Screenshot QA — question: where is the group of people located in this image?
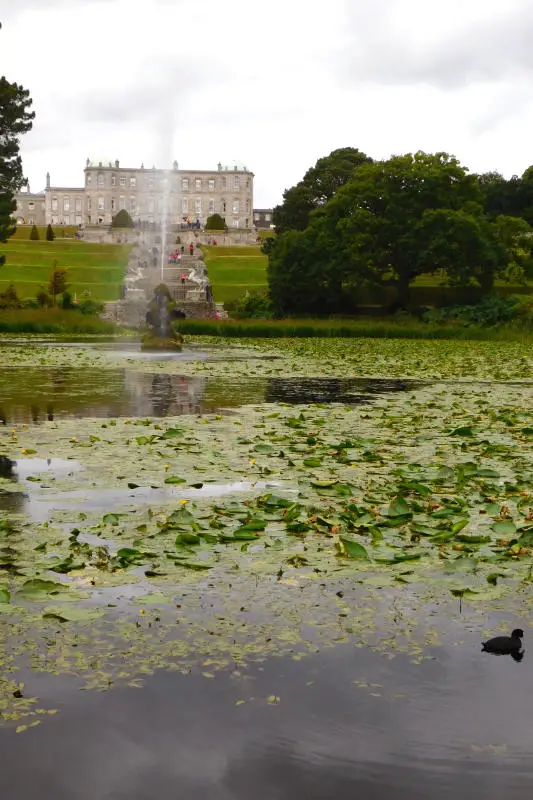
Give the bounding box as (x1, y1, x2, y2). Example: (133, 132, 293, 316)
(168, 243, 197, 263)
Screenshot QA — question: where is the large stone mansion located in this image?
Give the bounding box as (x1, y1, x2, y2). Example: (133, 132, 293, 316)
(14, 158, 255, 229)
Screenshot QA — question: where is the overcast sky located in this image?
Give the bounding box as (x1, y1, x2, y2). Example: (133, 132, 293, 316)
(2, 0, 533, 206)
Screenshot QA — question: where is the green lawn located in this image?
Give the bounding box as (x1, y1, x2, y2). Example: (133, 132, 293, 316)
(11, 225, 79, 240)
(0, 240, 131, 301)
(203, 245, 268, 303)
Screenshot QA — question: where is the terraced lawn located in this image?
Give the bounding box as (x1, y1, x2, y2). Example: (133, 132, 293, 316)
(202, 245, 267, 303)
(0, 240, 131, 301)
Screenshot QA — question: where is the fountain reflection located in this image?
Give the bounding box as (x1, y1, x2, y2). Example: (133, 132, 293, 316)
(0, 367, 422, 425)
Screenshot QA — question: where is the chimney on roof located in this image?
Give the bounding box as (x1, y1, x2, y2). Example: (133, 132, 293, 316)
(115, 159, 119, 168)
(46, 172, 50, 189)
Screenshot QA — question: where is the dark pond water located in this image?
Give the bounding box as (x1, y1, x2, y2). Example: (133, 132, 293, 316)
(0, 638, 531, 799)
(0, 365, 423, 424)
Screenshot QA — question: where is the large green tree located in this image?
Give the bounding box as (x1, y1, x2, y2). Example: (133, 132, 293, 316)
(272, 147, 372, 234)
(0, 29, 35, 267)
(268, 151, 525, 314)
(477, 171, 523, 220)
(477, 167, 533, 229)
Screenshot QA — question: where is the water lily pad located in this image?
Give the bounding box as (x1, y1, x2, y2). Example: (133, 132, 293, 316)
(42, 606, 105, 623)
(254, 444, 274, 454)
(18, 579, 69, 601)
(386, 497, 411, 518)
(492, 521, 517, 536)
(338, 537, 370, 560)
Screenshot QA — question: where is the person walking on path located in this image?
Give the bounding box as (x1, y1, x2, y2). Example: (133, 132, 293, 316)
(189, 243, 194, 256)
(180, 272, 186, 284)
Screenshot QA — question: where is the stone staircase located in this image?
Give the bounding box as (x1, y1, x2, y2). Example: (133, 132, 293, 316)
(102, 242, 219, 329)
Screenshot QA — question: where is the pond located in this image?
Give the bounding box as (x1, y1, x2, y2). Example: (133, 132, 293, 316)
(1, 336, 533, 798)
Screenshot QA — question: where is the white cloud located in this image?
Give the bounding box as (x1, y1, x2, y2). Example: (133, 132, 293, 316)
(1, 0, 533, 205)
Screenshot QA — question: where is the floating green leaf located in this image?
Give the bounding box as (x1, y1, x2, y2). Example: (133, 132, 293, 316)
(338, 537, 370, 560)
(42, 606, 104, 623)
(492, 521, 517, 536)
(254, 444, 274, 454)
(18, 579, 69, 600)
(103, 513, 121, 526)
(162, 428, 185, 439)
(450, 426, 474, 437)
(386, 497, 411, 518)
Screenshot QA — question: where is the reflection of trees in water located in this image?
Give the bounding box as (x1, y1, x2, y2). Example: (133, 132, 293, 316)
(265, 377, 421, 405)
(0, 456, 26, 516)
(0, 456, 15, 480)
(265, 378, 345, 405)
(0, 368, 129, 423)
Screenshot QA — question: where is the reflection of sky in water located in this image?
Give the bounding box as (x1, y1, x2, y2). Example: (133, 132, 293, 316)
(1, 643, 531, 799)
(13, 458, 82, 481)
(2, 478, 290, 521)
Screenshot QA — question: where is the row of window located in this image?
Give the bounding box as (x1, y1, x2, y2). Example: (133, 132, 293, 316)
(86, 197, 248, 215)
(86, 174, 251, 192)
(254, 212, 272, 222)
(51, 197, 83, 212)
(18, 201, 45, 211)
(49, 215, 84, 226)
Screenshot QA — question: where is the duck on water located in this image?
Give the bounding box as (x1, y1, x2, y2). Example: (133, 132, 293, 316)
(482, 629, 524, 659)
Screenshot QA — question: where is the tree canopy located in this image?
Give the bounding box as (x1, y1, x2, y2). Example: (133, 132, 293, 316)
(48, 266, 68, 304)
(272, 147, 372, 234)
(112, 209, 134, 228)
(268, 151, 533, 315)
(0, 44, 34, 267)
(205, 213, 225, 230)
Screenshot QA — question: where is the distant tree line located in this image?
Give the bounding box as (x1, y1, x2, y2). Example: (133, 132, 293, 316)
(267, 148, 533, 315)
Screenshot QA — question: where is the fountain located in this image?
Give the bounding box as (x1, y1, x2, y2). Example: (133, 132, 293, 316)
(160, 171, 171, 284)
(142, 283, 183, 350)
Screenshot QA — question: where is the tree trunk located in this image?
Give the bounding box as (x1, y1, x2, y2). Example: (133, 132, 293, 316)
(395, 275, 411, 309)
(478, 271, 494, 295)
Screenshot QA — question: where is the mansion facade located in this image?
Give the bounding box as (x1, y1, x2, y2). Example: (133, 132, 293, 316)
(15, 159, 255, 229)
